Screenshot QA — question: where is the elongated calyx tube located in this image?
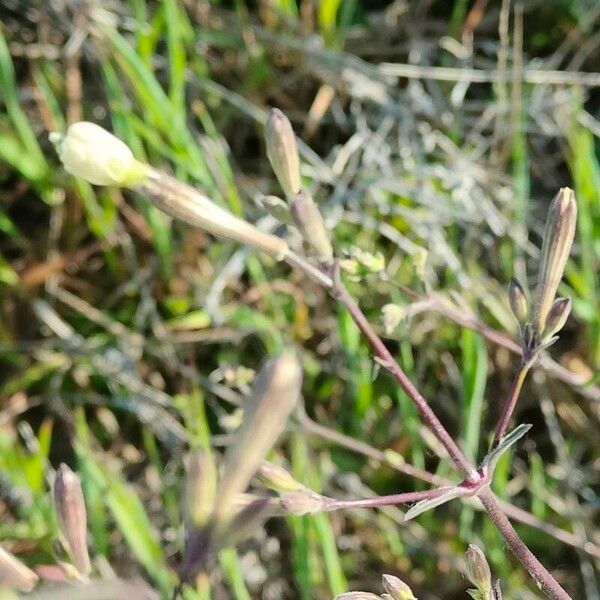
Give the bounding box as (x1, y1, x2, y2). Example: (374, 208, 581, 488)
(0, 545, 39, 592)
(53, 464, 91, 576)
(52, 122, 289, 260)
(137, 168, 289, 259)
(185, 450, 218, 526)
(532, 188, 577, 335)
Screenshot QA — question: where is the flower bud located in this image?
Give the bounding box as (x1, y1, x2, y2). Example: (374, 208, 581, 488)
(50, 122, 148, 187)
(532, 188, 577, 335)
(544, 297, 572, 339)
(382, 574, 417, 600)
(259, 194, 292, 225)
(290, 190, 333, 261)
(508, 277, 528, 324)
(215, 350, 302, 520)
(465, 544, 492, 594)
(257, 461, 305, 493)
(265, 109, 301, 199)
(53, 464, 90, 576)
(185, 450, 218, 526)
(0, 546, 39, 592)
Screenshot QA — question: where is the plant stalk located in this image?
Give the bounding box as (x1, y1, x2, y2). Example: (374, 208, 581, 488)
(478, 488, 572, 600)
(322, 488, 448, 512)
(328, 270, 479, 482)
(494, 360, 533, 445)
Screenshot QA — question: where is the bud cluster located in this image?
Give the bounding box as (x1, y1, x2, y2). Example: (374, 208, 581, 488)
(265, 109, 334, 263)
(507, 188, 577, 360)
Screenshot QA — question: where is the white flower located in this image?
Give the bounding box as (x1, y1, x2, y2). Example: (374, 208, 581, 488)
(50, 122, 147, 186)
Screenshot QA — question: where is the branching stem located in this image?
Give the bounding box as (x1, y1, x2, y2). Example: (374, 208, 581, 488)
(284, 252, 573, 600)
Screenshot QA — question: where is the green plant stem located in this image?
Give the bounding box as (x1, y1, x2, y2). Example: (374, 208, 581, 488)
(494, 360, 533, 445)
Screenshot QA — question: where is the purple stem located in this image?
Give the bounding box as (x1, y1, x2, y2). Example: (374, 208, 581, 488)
(285, 255, 573, 599)
(322, 488, 447, 512)
(494, 361, 532, 445)
(479, 489, 572, 600)
(330, 275, 478, 482)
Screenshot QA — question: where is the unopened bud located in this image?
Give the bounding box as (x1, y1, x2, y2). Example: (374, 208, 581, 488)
(532, 188, 577, 335)
(259, 194, 292, 225)
(290, 190, 333, 261)
(508, 277, 528, 324)
(265, 109, 301, 199)
(50, 122, 148, 187)
(257, 462, 305, 493)
(382, 574, 416, 600)
(53, 464, 90, 576)
(544, 297, 571, 339)
(185, 450, 218, 526)
(0, 546, 39, 592)
(280, 490, 324, 516)
(216, 351, 302, 520)
(465, 544, 492, 594)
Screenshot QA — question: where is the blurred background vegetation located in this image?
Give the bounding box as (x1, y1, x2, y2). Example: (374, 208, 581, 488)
(0, 0, 599, 598)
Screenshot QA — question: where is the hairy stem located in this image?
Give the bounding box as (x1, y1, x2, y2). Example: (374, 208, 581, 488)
(298, 409, 600, 560)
